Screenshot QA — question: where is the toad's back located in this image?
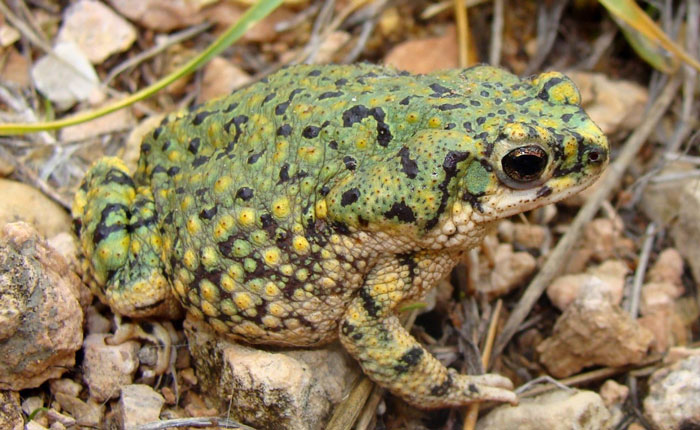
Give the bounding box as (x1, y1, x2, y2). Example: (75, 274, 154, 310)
(74, 63, 608, 408)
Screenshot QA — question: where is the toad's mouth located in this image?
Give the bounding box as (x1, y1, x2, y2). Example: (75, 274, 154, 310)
(472, 171, 604, 223)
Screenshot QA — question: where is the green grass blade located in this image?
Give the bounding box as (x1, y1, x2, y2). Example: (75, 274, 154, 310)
(599, 0, 700, 73)
(0, 0, 284, 136)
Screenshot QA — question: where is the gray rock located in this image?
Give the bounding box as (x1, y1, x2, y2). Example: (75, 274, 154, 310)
(644, 355, 700, 430)
(477, 389, 612, 430)
(82, 333, 140, 401)
(0, 222, 84, 390)
(185, 316, 360, 430)
(118, 384, 165, 429)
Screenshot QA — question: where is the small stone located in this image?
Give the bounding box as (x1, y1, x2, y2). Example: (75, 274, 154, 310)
(85, 306, 112, 335)
(477, 389, 612, 430)
(108, 0, 207, 31)
(547, 260, 628, 311)
(644, 355, 700, 430)
(566, 71, 649, 135)
(198, 57, 252, 102)
(0, 180, 72, 238)
(670, 181, 700, 284)
(118, 384, 165, 429)
(0, 223, 84, 390)
(25, 421, 48, 430)
(512, 223, 549, 250)
(57, 0, 136, 63)
(538, 285, 653, 378)
(641, 281, 683, 316)
(59, 104, 135, 142)
(482, 243, 536, 297)
(0, 391, 23, 430)
(0, 47, 29, 87)
(384, 25, 458, 74)
(185, 316, 360, 430)
(0, 24, 20, 46)
(21, 396, 45, 417)
(50, 379, 83, 398)
(53, 394, 103, 427)
(30, 41, 100, 110)
(648, 249, 684, 286)
(582, 218, 623, 262)
(599, 380, 629, 406)
(82, 333, 140, 401)
(312, 31, 352, 64)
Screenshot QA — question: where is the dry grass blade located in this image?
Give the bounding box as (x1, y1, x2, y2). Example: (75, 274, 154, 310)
(493, 73, 683, 360)
(133, 417, 257, 430)
(462, 300, 503, 430)
(599, 0, 700, 72)
(453, 0, 469, 68)
(324, 377, 374, 430)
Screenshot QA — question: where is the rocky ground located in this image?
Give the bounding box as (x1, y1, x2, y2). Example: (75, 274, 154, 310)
(0, 1, 699, 429)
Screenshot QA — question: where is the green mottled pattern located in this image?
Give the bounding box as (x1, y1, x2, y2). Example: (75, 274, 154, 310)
(73, 63, 608, 408)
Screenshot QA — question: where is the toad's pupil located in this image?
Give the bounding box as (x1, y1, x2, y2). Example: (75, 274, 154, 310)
(503, 146, 548, 182)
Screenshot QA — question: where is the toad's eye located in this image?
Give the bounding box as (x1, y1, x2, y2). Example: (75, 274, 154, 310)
(502, 145, 548, 184)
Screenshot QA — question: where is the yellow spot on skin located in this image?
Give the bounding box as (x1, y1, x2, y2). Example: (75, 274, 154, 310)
(268, 302, 286, 317)
(280, 264, 294, 276)
(210, 318, 228, 333)
(315, 200, 327, 219)
(227, 263, 244, 282)
(264, 282, 280, 297)
(130, 240, 141, 254)
(200, 246, 219, 269)
(189, 307, 204, 320)
(356, 139, 367, 150)
(214, 214, 235, 241)
(167, 150, 182, 163)
(428, 117, 441, 128)
(329, 234, 341, 244)
(214, 176, 232, 194)
(238, 208, 256, 228)
(199, 279, 219, 303)
(183, 249, 198, 271)
(250, 230, 267, 246)
(262, 315, 281, 328)
(181, 195, 193, 211)
(174, 279, 186, 297)
(293, 288, 306, 300)
(220, 299, 237, 316)
(150, 235, 162, 251)
(406, 112, 419, 123)
(220, 274, 236, 292)
(292, 236, 310, 254)
(186, 216, 201, 235)
(201, 300, 219, 317)
(236, 321, 265, 337)
(233, 292, 253, 310)
(272, 197, 290, 219)
(263, 247, 281, 266)
(295, 268, 309, 281)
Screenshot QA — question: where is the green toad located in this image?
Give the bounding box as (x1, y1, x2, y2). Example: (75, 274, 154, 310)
(73, 64, 608, 408)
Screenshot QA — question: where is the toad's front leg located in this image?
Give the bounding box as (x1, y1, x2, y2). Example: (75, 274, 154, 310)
(338, 253, 516, 408)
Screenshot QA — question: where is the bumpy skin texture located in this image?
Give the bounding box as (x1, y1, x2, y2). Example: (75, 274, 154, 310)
(73, 64, 608, 408)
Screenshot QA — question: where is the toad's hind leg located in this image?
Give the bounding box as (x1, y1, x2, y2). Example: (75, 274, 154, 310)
(338, 255, 517, 408)
(73, 157, 180, 318)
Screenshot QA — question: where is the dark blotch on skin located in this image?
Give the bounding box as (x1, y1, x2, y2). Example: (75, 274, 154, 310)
(187, 138, 200, 154)
(398, 147, 418, 179)
(302, 126, 321, 139)
(343, 156, 357, 170)
(384, 201, 416, 223)
(277, 124, 292, 136)
(341, 188, 360, 206)
(394, 347, 424, 373)
(236, 187, 254, 201)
